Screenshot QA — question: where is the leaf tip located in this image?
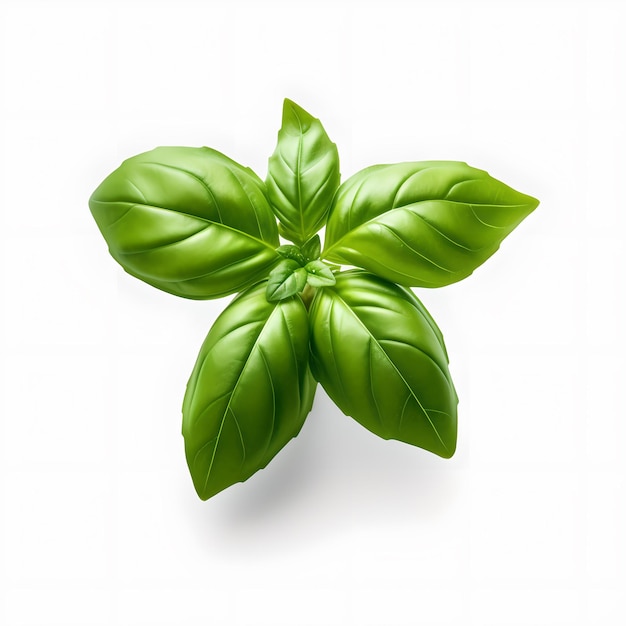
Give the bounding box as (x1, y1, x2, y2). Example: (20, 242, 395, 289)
(437, 416, 458, 459)
(516, 191, 540, 222)
(282, 98, 314, 131)
(439, 439, 457, 459)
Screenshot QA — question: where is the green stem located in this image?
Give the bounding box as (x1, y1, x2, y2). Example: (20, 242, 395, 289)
(300, 284, 316, 310)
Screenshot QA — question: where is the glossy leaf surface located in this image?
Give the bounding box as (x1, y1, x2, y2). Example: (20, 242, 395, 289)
(276, 244, 306, 265)
(323, 161, 539, 287)
(89, 146, 280, 299)
(304, 260, 336, 287)
(266, 259, 308, 302)
(266, 99, 340, 245)
(309, 271, 457, 457)
(182, 283, 316, 500)
(301, 234, 321, 261)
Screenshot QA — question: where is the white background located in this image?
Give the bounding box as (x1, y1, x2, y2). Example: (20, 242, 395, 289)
(1, 0, 625, 624)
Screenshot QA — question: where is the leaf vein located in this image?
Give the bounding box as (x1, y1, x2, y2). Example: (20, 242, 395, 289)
(377, 223, 455, 274)
(127, 178, 148, 204)
(378, 338, 451, 385)
(398, 394, 412, 431)
(469, 205, 510, 229)
(119, 225, 210, 256)
(201, 306, 280, 490)
(230, 408, 247, 467)
(334, 294, 449, 453)
(258, 346, 277, 460)
(368, 337, 385, 431)
(142, 161, 225, 224)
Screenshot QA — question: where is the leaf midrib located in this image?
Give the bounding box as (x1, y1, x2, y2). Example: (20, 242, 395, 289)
(323, 199, 529, 260)
(92, 198, 277, 254)
(294, 108, 305, 243)
(201, 305, 281, 494)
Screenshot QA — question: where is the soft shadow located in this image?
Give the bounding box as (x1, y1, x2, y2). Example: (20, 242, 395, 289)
(187, 390, 464, 556)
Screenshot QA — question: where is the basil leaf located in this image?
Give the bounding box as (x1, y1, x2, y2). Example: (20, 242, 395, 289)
(182, 283, 316, 500)
(323, 162, 539, 287)
(276, 244, 306, 265)
(89, 146, 280, 299)
(266, 99, 340, 246)
(266, 259, 308, 302)
(305, 260, 336, 287)
(309, 270, 457, 458)
(301, 234, 321, 261)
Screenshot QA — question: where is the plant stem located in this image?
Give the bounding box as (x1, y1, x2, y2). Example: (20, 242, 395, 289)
(300, 284, 316, 310)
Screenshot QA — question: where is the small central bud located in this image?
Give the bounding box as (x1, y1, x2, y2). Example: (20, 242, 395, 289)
(266, 236, 337, 303)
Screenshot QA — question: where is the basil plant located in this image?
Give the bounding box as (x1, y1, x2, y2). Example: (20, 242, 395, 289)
(90, 99, 538, 500)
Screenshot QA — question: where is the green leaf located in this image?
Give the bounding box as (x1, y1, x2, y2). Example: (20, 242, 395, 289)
(89, 146, 280, 299)
(276, 244, 306, 265)
(301, 234, 321, 261)
(266, 259, 308, 302)
(323, 161, 539, 288)
(182, 283, 316, 500)
(266, 99, 340, 246)
(309, 270, 458, 458)
(305, 260, 336, 287)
